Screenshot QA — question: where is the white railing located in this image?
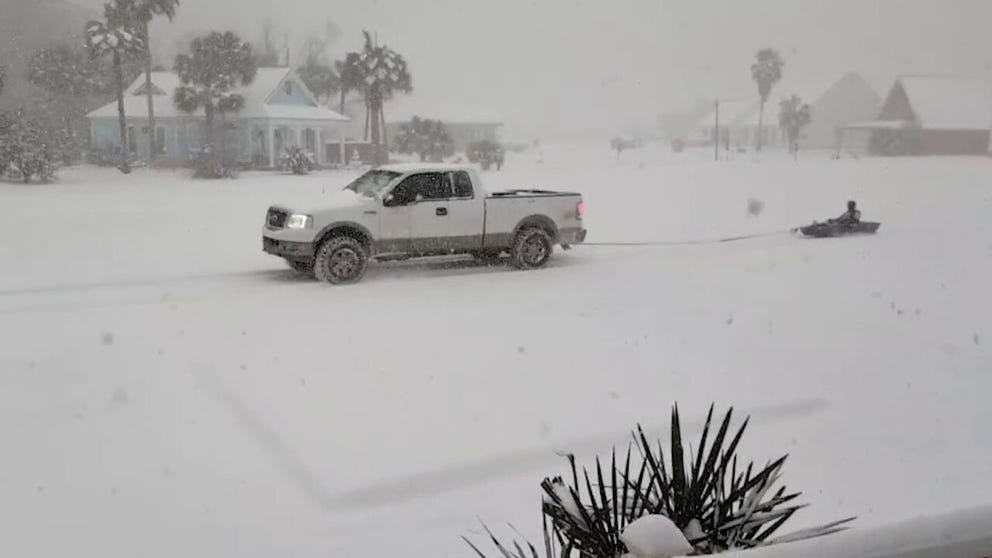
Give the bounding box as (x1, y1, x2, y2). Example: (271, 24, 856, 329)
(720, 505, 992, 558)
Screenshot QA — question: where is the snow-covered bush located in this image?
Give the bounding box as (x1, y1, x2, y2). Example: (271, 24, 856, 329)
(280, 147, 316, 175)
(466, 405, 854, 558)
(0, 109, 70, 184)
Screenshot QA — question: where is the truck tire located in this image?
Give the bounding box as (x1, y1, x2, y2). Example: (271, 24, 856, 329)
(510, 227, 553, 270)
(285, 258, 313, 275)
(313, 236, 369, 284)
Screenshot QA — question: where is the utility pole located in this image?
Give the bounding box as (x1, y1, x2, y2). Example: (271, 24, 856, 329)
(714, 99, 720, 161)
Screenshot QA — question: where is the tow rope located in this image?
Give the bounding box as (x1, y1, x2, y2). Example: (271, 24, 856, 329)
(579, 229, 794, 247)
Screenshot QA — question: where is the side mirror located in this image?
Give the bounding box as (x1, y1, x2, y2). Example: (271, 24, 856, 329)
(383, 193, 396, 206)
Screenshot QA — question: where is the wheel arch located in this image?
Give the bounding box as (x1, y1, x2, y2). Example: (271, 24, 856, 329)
(513, 214, 559, 242)
(315, 221, 374, 250)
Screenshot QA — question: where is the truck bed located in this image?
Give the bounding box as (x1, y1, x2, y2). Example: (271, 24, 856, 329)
(482, 189, 584, 248)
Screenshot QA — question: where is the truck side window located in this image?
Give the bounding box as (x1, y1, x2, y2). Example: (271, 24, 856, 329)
(396, 172, 450, 202)
(451, 171, 474, 198)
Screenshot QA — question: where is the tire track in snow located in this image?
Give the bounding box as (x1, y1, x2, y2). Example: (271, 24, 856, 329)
(195, 378, 827, 513)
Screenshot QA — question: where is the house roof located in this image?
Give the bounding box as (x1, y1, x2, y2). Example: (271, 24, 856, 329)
(845, 119, 913, 130)
(895, 75, 991, 130)
(87, 67, 349, 122)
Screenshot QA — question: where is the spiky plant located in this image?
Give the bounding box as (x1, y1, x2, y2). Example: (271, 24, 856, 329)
(470, 405, 853, 558)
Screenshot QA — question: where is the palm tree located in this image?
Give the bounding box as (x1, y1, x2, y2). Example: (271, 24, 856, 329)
(778, 94, 812, 156)
(334, 52, 363, 116)
(84, 0, 146, 173)
(750, 48, 784, 152)
(173, 31, 256, 174)
(130, 0, 180, 165)
(355, 31, 412, 165)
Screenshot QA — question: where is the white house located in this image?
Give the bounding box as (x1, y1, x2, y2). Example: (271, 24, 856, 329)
(87, 67, 350, 167)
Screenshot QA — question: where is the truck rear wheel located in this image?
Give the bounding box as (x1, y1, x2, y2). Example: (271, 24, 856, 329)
(510, 227, 553, 270)
(313, 236, 369, 284)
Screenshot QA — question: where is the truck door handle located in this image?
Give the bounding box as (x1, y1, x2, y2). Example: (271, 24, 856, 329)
(436, 207, 448, 216)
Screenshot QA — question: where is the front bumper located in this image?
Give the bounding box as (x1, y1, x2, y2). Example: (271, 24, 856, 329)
(263, 237, 315, 259)
(559, 227, 587, 245)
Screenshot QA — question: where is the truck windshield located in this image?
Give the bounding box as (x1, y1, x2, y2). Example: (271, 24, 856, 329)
(345, 170, 402, 196)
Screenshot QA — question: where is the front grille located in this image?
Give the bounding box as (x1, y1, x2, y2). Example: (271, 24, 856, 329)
(267, 208, 288, 228)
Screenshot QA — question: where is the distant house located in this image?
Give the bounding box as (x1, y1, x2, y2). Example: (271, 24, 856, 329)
(691, 72, 880, 152)
(799, 72, 881, 149)
(86, 67, 350, 167)
(693, 101, 781, 151)
(843, 75, 991, 155)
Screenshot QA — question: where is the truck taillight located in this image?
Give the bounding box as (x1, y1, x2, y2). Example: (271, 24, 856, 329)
(576, 201, 586, 219)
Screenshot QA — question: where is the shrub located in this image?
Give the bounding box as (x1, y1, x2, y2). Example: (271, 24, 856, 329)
(280, 146, 316, 175)
(468, 404, 854, 557)
(0, 109, 70, 183)
(188, 146, 238, 179)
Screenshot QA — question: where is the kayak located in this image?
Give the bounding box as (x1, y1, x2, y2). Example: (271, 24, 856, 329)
(798, 221, 881, 238)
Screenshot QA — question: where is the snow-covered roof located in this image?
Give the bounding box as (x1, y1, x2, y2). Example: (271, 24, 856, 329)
(87, 67, 349, 122)
(844, 119, 912, 130)
(896, 75, 991, 130)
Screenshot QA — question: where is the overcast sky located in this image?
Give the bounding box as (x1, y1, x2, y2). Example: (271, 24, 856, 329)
(64, 0, 992, 139)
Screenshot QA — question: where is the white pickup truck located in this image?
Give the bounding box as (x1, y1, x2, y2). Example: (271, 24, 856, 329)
(262, 163, 586, 283)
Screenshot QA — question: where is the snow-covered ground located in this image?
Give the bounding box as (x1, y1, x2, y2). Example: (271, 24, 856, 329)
(1, 145, 990, 557)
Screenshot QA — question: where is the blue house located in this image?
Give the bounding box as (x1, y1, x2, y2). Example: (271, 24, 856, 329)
(86, 67, 350, 167)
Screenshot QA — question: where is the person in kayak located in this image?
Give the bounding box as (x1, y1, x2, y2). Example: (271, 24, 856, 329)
(833, 200, 861, 225)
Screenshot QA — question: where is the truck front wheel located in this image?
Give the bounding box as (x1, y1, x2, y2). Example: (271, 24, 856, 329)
(313, 236, 369, 284)
(510, 227, 553, 270)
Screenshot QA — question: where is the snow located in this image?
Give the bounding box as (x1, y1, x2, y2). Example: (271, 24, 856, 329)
(1, 146, 992, 557)
(621, 515, 692, 558)
(721, 504, 992, 558)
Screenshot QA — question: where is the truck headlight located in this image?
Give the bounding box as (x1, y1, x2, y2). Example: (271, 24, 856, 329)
(286, 214, 313, 229)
